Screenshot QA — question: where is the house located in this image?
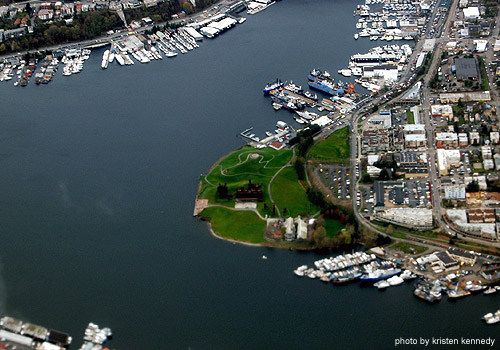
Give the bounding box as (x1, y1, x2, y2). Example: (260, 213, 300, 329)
(481, 145, 492, 159)
(490, 131, 499, 144)
(458, 133, 468, 147)
(436, 132, 458, 148)
(469, 131, 480, 145)
(37, 9, 54, 21)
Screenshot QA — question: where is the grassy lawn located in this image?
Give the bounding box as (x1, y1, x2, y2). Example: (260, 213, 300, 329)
(406, 110, 415, 124)
(270, 167, 319, 217)
(200, 207, 266, 243)
(308, 127, 350, 163)
(325, 218, 345, 238)
(199, 146, 293, 215)
(391, 242, 428, 255)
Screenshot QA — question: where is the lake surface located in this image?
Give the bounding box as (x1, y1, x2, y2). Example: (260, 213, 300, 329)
(0, 0, 498, 349)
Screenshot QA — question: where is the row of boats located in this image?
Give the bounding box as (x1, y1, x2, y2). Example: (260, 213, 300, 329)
(102, 29, 201, 69)
(414, 278, 500, 304)
(0, 48, 91, 85)
(293, 252, 410, 284)
(61, 48, 91, 76)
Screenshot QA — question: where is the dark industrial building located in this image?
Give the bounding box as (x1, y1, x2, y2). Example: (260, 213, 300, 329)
(454, 57, 479, 81)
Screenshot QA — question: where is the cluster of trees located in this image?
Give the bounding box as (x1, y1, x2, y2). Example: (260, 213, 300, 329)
(310, 216, 356, 248)
(0, 0, 220, 55)
(466, 180, 480, 193)
(0, 11, 122, 54)
(124, 1, 181, 24)
(294, 158, 306, 181)
(288, 124, 320, 146)
(373, 157, 399, 181)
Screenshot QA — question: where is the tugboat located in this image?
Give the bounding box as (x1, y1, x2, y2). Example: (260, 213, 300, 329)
(263, 79, 284, 95)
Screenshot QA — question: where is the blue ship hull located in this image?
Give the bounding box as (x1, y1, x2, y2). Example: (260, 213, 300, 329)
(308, 81, 334, 95)
(263, 80, 284, 95)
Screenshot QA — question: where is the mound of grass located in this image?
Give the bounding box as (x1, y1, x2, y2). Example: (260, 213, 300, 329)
(199, 146, 293, 214)
(200, 207, 266, 243)
(308, 127, 350, 163)
(270, 167, 319, 217)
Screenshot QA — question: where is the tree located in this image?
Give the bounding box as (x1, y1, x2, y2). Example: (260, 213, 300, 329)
(386, 224, 394, 235)
(313, 226, 327, 247)
(361, 173, 373, 183)
(182, 1, 194, 14)
(378, 168, 390, 181)
(466, 180, 480, 192)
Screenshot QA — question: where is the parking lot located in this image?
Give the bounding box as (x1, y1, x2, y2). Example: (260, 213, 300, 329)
(318, 165, 351, 200)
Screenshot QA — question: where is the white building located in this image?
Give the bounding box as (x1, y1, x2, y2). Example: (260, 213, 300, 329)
(490, 131, 499, 144)
(367, 154, 380, 165)
(474, 40, 488, 53)
(368, 114, 392, 128)
(481, 145, 492, 159)
(431, 104, 453, 118)
(484, 159, 495, 170)
(404, 124, 426, 134)
(374, 208, 433, 230)
(437, 149, 461, 176)
(444, 184, 466, 200)
(463, 7, 480, 20)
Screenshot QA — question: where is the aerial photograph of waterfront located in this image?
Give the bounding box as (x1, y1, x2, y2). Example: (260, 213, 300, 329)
(1, 0, 500, 349)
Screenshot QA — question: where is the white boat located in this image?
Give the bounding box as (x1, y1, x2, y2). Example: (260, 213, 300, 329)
(354, 33, 359, 40)
(272, 103, 283, 110)
(387, 275, 404, 286)
(265, 131, 273, 137)
(483, 287, 497, 295)
(351, 67, 362, 76)
(486, 315, 500, 325)
(338, 69, 352, 77)
(374, 280, 390, 289)
(108, 52, 115, 63)
(101, 49, 110, 69)
(115, 54, 125, 66)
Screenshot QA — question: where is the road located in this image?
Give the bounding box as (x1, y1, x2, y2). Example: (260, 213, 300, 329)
(345, 0, 500, 250)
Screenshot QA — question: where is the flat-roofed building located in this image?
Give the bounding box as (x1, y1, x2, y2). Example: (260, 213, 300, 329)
(437, 149, 461, 176)
(431, 104, 453, 118)
(455, 57, 479, 81)
(458, 133, 468, 147)
(436, 132, 458, 148)
(405, 134, 427, 149)
(444, 184, 466, 200)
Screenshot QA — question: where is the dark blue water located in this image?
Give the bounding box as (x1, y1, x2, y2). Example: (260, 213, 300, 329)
(0, 0, 498, 349)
